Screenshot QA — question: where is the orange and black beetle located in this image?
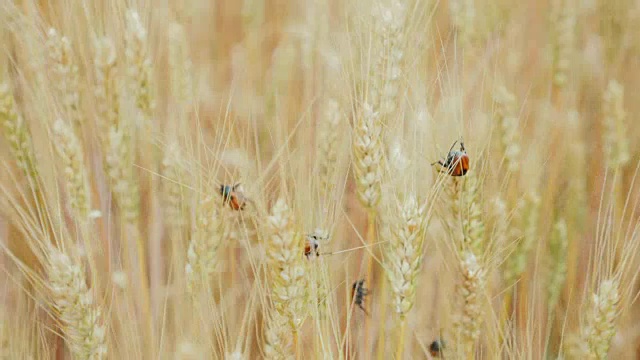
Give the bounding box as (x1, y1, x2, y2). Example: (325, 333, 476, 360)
(432, 140, 469, 176)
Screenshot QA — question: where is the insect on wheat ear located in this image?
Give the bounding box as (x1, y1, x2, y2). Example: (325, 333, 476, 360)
(351, 279, 370, 315)
(429, 338, 446, 358)
(431, 139, 470, 177)
(219, 183, 248, 210)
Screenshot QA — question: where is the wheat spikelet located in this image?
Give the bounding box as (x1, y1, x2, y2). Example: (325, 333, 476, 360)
(266, 199, 307, 331)
(385, 195, 426, 317)
(547, 218, 568, 310)
(316, 99, 342, 195)
(263, 312, 293, 360)
(449, 0, 476, 47)
(493, 85, 520, 172)
(370, 0, 407, 118)
(569, 278, 621, 359)
(446, 177, 463, 231)
(167, 22, 194, 106)
(93, 37, 119, 139)
(104, 124, 139, 223)
(47, 248, 107, 359)
(162, 142, 188, 228)
(602, 79, 629, 169)
(550, 0, 575, 88)
(453, 251, 486, 357)
(52, 119, 92, 220)
(185, 196, 224, 293)
(353, 103, 383, 209)
(503, 192, 540, 285)
(125, 10, 155, 118)
(462, 170, 484, 256)
(1, 81, 39, 181)
(46, 28, 81, 126)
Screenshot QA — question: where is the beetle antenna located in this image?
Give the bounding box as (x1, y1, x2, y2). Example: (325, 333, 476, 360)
(447, 140, 457, 153)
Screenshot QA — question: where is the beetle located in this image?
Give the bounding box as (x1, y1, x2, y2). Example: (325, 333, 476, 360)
(351, 279, 370, 315)
(429, 339, 446, 358)
(219, 183, 247, 210)
(304, 234, 321, 259)
(432, 140, 469, 177)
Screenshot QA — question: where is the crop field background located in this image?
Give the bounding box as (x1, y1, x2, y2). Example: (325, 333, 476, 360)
(0, 0, 640, 359)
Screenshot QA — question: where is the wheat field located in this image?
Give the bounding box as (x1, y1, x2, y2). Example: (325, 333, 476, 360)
(0, 0, 639, 359)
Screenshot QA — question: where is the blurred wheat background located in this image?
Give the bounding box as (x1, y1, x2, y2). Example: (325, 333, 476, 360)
(1, 0, 640, 359)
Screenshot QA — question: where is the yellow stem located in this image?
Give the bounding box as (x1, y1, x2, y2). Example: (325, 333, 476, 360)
(294, 329, 300, 360)
(376, 278, 388, 360)
(396, 318, 406, 360)
(364, 210, 376, 357)
(500, 290, 513, 346)
(130, 223, 154, 356)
